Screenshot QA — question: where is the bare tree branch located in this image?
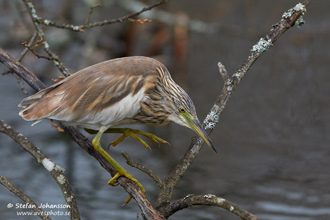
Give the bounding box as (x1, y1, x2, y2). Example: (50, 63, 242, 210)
(164, 194, 259, 220)
(0, 47, 45, 91)
(0, 176, 52, 220)
(24, 0, 168, 32)
(0, 120, 80, 220)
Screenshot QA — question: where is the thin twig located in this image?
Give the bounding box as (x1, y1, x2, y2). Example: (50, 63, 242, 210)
(14, 32, 38, 96)
(14, 74, 29, 97)
(0, 120, 80, 220)
(18, 32, 38, 62)
(82, 0, 168, 29)
(116, 0, 219, 34)
(0, 176, 52, 220)
(122, 152, 164, 188)
(218, 62, 229, 82)
(84, 3, 102, 25)
(22, 0, 71, 77)
(29, 0, 168, 32)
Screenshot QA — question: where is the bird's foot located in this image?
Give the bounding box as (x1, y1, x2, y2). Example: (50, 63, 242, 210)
(92, 133, 145, 205)
(108, 170, 146, 206)
(106, 128, 168, 150)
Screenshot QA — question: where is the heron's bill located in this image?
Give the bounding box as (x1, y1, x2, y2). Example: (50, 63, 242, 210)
(183, 115, 217, 153)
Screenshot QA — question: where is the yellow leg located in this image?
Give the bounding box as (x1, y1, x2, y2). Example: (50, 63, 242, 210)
(85, 127, 168, 150)
(105, 128, 168, 149)
(92, 129, 145, 205)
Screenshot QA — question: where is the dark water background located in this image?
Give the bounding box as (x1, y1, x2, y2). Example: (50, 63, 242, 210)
(1, 0, 330, 219)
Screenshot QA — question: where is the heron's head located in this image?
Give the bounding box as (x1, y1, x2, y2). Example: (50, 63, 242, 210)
(167, 86, 217, 153)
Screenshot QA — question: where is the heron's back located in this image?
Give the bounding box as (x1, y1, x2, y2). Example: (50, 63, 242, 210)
(19, 56, 166, 128)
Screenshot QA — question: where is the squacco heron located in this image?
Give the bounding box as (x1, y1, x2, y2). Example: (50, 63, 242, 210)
(19, 56, 216, 202)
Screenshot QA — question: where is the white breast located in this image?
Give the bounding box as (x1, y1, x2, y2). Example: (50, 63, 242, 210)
(54, 88, 146, 130)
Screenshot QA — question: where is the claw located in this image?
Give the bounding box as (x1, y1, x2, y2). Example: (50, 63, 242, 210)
(107, 170, 145, 205)
(103, 128, 168, 151)
(123, 196, 132, 206)
(49, 119, 64, 132)
(108, 172, 121, 186)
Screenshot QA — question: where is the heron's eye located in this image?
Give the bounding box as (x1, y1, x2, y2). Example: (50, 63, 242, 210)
(179, 107, 186, 114)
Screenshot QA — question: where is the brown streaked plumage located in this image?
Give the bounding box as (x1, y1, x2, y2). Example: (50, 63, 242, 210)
(20, 57, 160, 127)
(19, 56, 216, 203)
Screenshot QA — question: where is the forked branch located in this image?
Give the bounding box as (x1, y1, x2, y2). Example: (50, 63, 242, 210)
(156, 0, 312, 218)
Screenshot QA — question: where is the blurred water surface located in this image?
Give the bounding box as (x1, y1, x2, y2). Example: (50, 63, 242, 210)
(1, 0, 330, 219)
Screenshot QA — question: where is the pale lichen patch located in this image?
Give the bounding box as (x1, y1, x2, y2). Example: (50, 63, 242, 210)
(216, 197, 225, 203)
(282, 2, 306, 27)
(294, 3, 306, 12)
(43, 41, 49, 49)
(204, 194, 216, 199)
(251, 38, 273, 53)
(42, 158, 55, 172)
(230, 206, 235, 212)
(43, 19, 50, 25)
(57, 174, 66, 184)
(295, 15, 305, 28)
(71, 25, 81, 31)
(55, 165, 65, 173)
(17, 133, 24, 137)
(66, 196, 73, 203)
(184, 194, 194, 200)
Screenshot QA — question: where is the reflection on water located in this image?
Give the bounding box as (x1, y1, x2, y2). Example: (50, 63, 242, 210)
(1, 1, 330, 219)
(257, 201, 330, 217)
(255, 185, 330, 219)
